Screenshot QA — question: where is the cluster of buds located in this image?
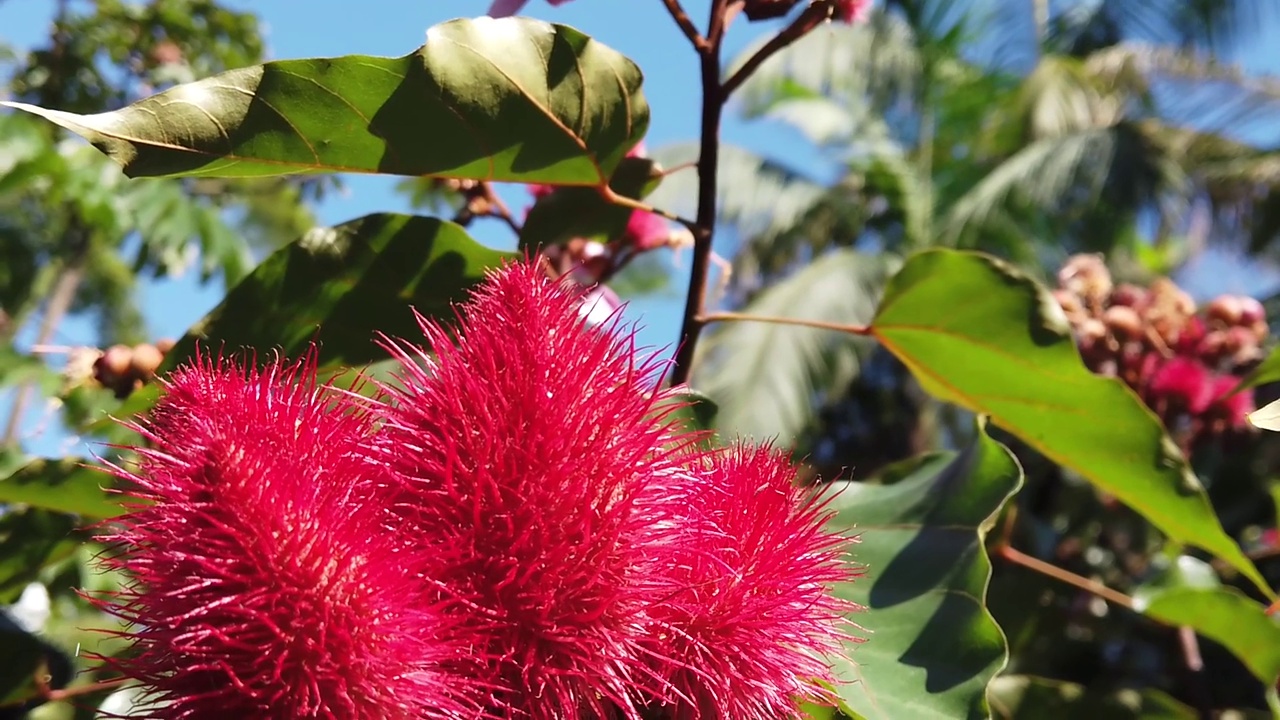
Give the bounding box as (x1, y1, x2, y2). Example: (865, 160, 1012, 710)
(526, 145, 694, 326)
(1053, 254, 1266, 449)
(66, 339, 176, 399)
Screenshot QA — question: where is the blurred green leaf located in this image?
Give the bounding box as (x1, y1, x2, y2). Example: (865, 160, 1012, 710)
(3, 18, 647, 185)
(819, 421, 1022, 719)
(518, 156, 664, 250)
(988, 675, 1198, 719)
(0, 611, 73, 712)
(0, 510, 79, 605)
(870, 249, 1272, 597)
(0, 460, 122, 519)
(660, 389, 719, 438)
(1137, 587, 1280, 685)
(164, 213, 515, 370)
(1238, 346, 1280, 393)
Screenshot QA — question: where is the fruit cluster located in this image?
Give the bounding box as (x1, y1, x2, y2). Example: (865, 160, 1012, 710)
(1053, 254, 1265, 449)
(90, 339, 176, 399)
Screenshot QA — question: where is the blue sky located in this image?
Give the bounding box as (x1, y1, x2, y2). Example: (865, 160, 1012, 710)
(2, 1, 1279, 457)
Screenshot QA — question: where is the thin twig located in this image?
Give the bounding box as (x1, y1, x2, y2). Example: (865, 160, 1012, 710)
(661, 0, 708, 52)
(996, 544, 1136, 611)
(599, 187, 698, 233)
(669, 0, 729, 386)
(1177, 626, 1214, 720)
(482, 182, 523, 235)
(721, 2, 831, 98)
(696, 311, 871, 335)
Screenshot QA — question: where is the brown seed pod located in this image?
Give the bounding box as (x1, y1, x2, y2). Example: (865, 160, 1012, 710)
(155, 337, 176, 355)
(95, 344, 134, 385)
(1205, 295, 1244, 328)
(1103, 305, 1144, 341)
(1110, 283, 1148, 309)
(1058, 254, 1112, 308)
(130, 343, 165, 379)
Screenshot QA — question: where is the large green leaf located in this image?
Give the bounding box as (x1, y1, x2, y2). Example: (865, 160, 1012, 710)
(869, 249, 1272, 597)
(164, 213, 515, 370)
(518, 156, 664, 250)
(820, 422, 1021, 719)
(2, 18, 648, 185)
(0, 460, 123, 519)
(988, 675, 1198, 719)
(1136, 587, 1280, 685)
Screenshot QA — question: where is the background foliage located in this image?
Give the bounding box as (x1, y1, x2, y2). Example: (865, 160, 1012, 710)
(4, 1, 1280, 718)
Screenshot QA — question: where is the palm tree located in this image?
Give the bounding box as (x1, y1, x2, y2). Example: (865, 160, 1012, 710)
(647, 0, 1280, 453)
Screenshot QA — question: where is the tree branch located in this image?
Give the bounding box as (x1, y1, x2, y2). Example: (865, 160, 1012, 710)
(668, 0, 730, 386)
(696, 311, 871, 335)
(722, 2, 831, 98)
(661, 0, 708, 52)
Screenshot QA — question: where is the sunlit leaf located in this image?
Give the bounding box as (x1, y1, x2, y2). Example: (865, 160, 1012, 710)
(869, 248, 1272, 597)
(989, 675, 1198, 719)
(0, 459, 123, 519)
(164, 213, 515, 370)
(3, 18, 648, 186)
(820, 421, 1021, 719)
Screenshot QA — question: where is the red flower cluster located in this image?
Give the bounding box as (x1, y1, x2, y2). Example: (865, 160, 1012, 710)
(94, 261, 860, 719)
(1053, 254, 1266, 449)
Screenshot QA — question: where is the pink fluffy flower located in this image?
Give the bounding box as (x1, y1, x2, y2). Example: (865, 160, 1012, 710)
(371, 262, 687, 718)
(488, 0, 573, 18)
(637, 445, 859, 719)
(834, 0, 872, 23)
(91, 356, 470, 719)
(1148, 356, 1214, 414)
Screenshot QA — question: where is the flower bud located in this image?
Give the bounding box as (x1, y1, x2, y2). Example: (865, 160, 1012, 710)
(130, 344, 165, 379)
(1109, 283, 1148, 309)
(1205, 295, 1244, 328)
(1103, 305, 1143, 341)
(95, 344, 133, 385)
(1058, 254, 1112, 307)
(155, 338, 176, 355)
(1053, 289, 1086, 323)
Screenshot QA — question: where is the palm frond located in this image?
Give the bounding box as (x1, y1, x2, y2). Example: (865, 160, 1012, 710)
(691, 249, 896, 445)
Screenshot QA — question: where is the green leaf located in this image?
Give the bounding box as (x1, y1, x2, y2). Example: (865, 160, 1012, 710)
(0, 459, 124, 519)
(869, 249, 1272, 597)
(820, 421, 1022, 719)
(0, 612, 74, 710)
(164, 213, 515, 370)
(1136, 587, 1280, 685)
(518, 156, 664, 250)
(0, 509, 80, 604)
(1239, 346, 1280, 392)
(988, 675, 1198, 719)
(2, 18, 648, 185)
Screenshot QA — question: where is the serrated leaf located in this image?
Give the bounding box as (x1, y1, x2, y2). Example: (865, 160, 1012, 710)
(3, 18, 648, 185)
(518, 156, 664, 250)
(163, 213, 515, 371)
(869, 249, 1272, 598)
(820, 422, 1021, 719)
(988, 675, 1198, 719)
(0, 460, 123, 519)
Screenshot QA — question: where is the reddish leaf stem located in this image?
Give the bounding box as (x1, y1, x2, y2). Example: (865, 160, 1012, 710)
(696, 311, 871, 335)
(995, 543, 1135, 611)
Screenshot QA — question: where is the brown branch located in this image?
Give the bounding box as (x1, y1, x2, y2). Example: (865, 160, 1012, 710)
(996, 544, 1136, 611)
(696, 311, 871, 335)
(669, 0, 730, 386)
(2, 231, 88, 446)
(721, 2, 831, 98)
(661, 0, 709, 52)
(481, 182, 523, 236)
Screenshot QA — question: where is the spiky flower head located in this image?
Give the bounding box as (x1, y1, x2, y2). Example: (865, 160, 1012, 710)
(370, 261, 685, 719)
(371, 261, 860, 718)
(637, 444, 860, 720)
(91, 355, 468, 719)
